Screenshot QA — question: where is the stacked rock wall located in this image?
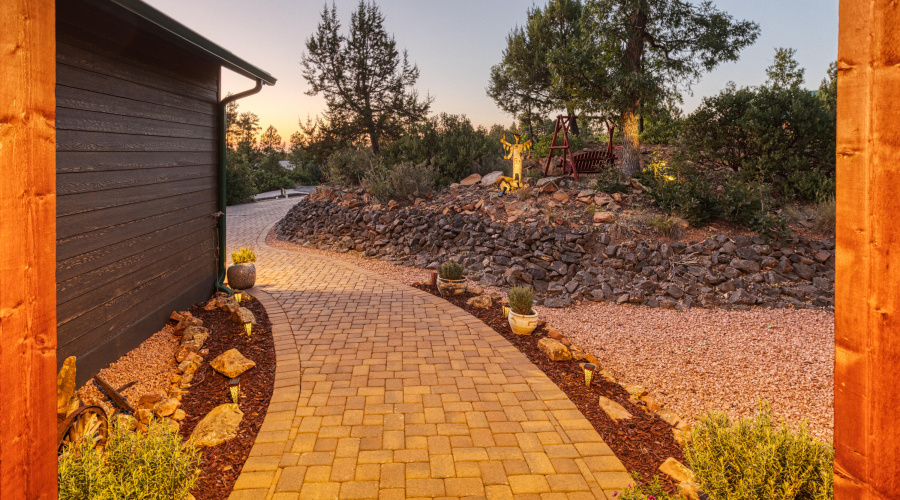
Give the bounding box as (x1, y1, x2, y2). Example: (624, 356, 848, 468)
(276, 200, 835, 310)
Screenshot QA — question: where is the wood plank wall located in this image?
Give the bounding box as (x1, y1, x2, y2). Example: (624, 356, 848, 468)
(0, 0, 58, 496)
(56, 0, 220, 383)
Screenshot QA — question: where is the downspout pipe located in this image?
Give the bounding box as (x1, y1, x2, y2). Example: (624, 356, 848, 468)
(216, 78, 264, 294)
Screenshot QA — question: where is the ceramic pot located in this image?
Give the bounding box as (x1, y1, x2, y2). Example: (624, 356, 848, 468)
(227, 262, 256, 290)
(508, 310, 538, 335)
(436, 277, 467, 296)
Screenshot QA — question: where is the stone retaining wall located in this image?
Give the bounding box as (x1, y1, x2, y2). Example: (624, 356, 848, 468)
(275, 200, 835, 311)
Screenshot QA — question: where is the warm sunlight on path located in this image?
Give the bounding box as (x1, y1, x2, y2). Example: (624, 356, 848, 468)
(226, 199, 631, 499)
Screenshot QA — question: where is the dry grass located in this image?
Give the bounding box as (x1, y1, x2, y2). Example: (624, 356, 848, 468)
(648, 215, 687, 240)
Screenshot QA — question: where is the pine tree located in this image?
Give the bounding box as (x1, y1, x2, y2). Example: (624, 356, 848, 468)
(259, 125, 284, 155)
(766, 47, 806, 89)
(301, 1, 432, 154)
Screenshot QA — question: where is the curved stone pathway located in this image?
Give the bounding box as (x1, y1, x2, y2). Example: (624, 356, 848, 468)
(226, 199, 631, 500)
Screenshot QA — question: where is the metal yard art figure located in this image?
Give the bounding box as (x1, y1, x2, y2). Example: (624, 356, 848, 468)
(498, 133, 532, 193)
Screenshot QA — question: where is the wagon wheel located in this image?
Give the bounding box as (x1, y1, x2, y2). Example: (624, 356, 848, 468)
(57, 405, 109, 453)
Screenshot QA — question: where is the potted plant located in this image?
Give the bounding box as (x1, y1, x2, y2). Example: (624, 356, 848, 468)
(507, 286, 538, 335)
(227, 247, 256, 290)
(436, 261, 466, 296)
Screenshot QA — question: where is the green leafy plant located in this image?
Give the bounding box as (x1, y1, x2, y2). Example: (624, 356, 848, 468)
(437, 260, 464, 280)
(686, 405, 834, 500)
(593, 166, 631, 194)
(325, 147, 378, 186)
(58, 418, 202, 500)
(507, 286, 534, 315)
(231, 247, 256, 265)
(617, 473, 682, 500)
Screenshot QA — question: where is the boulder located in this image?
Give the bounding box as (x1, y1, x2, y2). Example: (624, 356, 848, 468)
(552, 191, 570, 202)
(460, 173, 482, 186)
(466, 295, 493, 309)
(481, 171, 504, 185)
(537, 337, 572, 361)
(231, 306, 257, 325)
(190, 404, 243, 448)
(211, 349, 256, 378)
(593, 211, 617, 223)
(154, 398, 180, 417)
(56, 356, 77, 415)
(598, 396, 632, 421)
(659, 457, 696, 484)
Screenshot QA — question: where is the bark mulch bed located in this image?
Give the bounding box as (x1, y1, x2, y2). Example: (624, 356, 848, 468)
(178, 294, 276, 500)
(415, 284, 685, 492)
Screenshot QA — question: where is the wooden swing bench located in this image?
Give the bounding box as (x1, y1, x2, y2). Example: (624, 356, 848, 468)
(542, 114, 616, 181)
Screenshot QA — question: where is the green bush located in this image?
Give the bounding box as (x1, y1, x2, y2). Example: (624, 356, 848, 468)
(58, 418, 202, 500)
(287, 161, 322, 185)
(679, 83, 835, 201)
(225, 153, 257, 206)
(380, 114, 504, 186)
(686, 406, 833, 500)
(640, 101, 684, 146)
(363, 161, 435, 203)
(532, 132, 586, 160)
(438, 260, 465, 280)
(639, 159, 717, 226)
(617, 473, 681, 500)
(593, 166, 631, 194)
(326, 147, 377, 186)
(648, 215, 686, 240)
(507, 286, 534, 315)
(718, 176, 790, 240)
(232, 247, 256, 264)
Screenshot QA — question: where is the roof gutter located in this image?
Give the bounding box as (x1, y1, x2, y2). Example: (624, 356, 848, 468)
(216, 79, 264, 294)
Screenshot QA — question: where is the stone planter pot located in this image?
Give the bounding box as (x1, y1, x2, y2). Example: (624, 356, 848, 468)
(508, 310, 538, 335)
(436, 277, 467, 296)
(227, 263, 256, 290)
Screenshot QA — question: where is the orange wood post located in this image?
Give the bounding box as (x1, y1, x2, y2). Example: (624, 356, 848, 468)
(835, 0, 900, 498)
(0, 0, 58, 497)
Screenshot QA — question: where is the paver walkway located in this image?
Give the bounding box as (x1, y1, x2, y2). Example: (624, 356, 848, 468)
(226, 199, 631, 500)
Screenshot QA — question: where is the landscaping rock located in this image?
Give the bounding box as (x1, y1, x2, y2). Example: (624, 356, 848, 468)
(598, 396, 632, 421)
(211, 349, 256, 378)
(552, 191, 570, 202)
(137, 394, 162, 410)
(537, 337, 572, 361)
(154, 398, 180, 417)
(190, 404, 243, 448)
(659, 457, 696, 484)
(460, 173, 482, 186)
(481, 171, 504, 185)
(231, 307, 256, 325)
(593, 211, 616, 223)
(466, 294, 493, 309)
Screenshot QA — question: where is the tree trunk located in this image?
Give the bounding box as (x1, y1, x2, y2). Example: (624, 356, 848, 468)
(568, 113, 580, 137)
(621, 111, 642, 176)
(369, 128, 380, 155)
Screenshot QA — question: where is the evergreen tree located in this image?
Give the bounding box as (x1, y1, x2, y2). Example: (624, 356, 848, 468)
(554, 0, 760, 175)
(766, 47, 805, 89)
(259, 125, 284, 156)
(301, 1, 432, 154)
(818, 61, 837, 114)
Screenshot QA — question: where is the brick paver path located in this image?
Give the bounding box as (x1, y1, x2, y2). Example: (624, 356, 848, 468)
(226, 199, 631, 499)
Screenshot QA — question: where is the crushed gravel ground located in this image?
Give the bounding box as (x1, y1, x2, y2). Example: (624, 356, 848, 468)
(269, 228, 834, 441)
(76, 325, 179, 415)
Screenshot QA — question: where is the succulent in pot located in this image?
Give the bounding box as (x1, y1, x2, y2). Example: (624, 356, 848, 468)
(436, 261, 466, 296)
(507, 286, 538, 335)
(227, 247, 257, 290)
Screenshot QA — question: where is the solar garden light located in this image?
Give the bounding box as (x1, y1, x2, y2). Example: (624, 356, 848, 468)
(582, 363, 598, 387)
(228, 377, 240, 404)
(243, 319, 252, 338)
(234, 290, 243, 303)
(502, 302, 511, 318)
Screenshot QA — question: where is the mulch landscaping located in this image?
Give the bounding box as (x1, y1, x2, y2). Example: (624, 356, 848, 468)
(178, 295, 276, 500)
(415, 284, 685, 492)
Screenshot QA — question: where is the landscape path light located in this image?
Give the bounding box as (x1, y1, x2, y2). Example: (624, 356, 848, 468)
(228, 377, 240, 404)
(243, 319, 252, 338)
(582, 363, 597, 387)
(502, 302, 511, 318)
(234, 290, 243, 303)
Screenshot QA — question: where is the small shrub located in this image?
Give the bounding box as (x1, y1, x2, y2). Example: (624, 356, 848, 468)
(648, 215, 686, 240)
(686, 405, 834, 500)
(225, 156, 257, 206)
(362, 165, 395, 203)
(232, 247, 256, 264)
(617, 473, 681, 500)
(782, 169, 835, 202)
(812, 196, 836, 234)
(638, 159, 717, 226)
(326, 147, 377, 186)
(438, 261, 464, 280)
(516, 188, 532, 201)
(287, 161, 322, 185)
(390, 161, 435, 201)
(58, 418, 202, 500)
(593, 166, 631, 194)
(507, 286, 534, 315)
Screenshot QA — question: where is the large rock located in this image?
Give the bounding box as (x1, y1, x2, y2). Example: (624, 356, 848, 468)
(593, 211, 617, 223)
(481, 171, 504, 185)
(190, 404, 243, 448)
(552, 191, 570, 202)
(460, 173, 482, 186)
(57, 356, 77, 415)
(659, 457, 696, 484)
(211, 349, 256, 378)
(537, 337, 572, 361)
(598, 396, 632, 421)
(231, 306, 257, 325)
(466, 295, 493, 309)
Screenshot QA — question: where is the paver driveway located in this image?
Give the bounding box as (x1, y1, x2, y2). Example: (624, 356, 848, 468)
(226, 199, 631, 500)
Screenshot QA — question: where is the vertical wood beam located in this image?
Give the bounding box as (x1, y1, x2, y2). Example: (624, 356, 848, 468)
(835, 0, 900, 498)
(0, 0, 58, 498)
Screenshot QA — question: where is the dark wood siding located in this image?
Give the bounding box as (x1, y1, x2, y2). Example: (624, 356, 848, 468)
(56, 0, 220, 384)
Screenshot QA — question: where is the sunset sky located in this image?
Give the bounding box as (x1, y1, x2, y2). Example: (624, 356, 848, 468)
(146, 0, 839, 142)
